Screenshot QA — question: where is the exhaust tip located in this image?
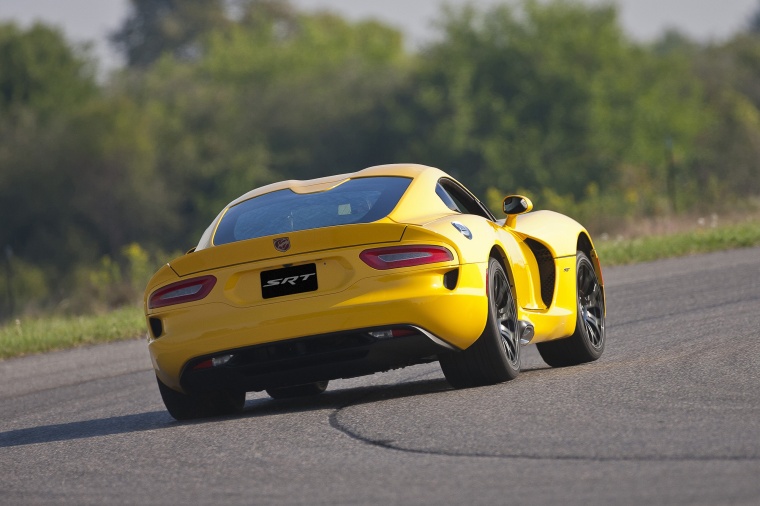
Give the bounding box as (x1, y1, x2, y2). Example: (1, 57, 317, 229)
(518, 320, 535, 345)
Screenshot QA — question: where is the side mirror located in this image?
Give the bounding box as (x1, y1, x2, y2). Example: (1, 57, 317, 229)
(502, 195, 533, 228)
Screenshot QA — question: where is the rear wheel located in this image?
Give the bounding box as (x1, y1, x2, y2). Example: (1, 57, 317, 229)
(156, 376, 245, 421)
(537, 251, 605, 367)
(266, 381, 329, 400)
(440, 257, 520, 388)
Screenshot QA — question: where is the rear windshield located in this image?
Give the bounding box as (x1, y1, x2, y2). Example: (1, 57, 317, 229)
(213, 176, 412, 246)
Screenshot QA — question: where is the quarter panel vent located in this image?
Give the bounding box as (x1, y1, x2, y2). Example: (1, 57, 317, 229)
(525, 239, 555, 308)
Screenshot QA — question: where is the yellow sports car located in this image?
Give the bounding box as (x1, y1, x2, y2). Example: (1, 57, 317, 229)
(145, 164, 605, 419)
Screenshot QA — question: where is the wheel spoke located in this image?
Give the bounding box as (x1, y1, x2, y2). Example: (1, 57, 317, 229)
(494, 275, 508, 308)
(584, 311, 603, 347)
(578, 266, 593, 295)
(500, 323, 518, 363)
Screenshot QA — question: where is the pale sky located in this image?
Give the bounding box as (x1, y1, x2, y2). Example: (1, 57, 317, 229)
(1, 0, 758, 71)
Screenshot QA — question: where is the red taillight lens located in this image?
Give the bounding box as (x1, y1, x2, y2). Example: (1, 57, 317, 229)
(148, 275, 216, 309)
(368, 328, 418, 339)
(360, 245, 454, 270)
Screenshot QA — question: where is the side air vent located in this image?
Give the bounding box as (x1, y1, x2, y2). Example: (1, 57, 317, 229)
(149, 317, 164, 338)
(525, 238, 555, 307)
(443, 269, 459, 290)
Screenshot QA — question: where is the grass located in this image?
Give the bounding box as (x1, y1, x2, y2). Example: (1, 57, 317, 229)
(1, 220, 759, 361)
(0, 305, 145, 360)
(596, 220, 760, 266)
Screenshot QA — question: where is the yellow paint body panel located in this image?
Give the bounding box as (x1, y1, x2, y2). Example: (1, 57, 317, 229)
(145, 163, 603, 392)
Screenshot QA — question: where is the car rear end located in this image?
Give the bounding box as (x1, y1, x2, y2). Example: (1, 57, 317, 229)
(145, 175, 489, 394)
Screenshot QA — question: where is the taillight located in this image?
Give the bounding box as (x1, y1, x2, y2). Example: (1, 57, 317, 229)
(148, 275, 216, 309)
(368, 328, 418, 339)
(359, 245, 454, 270)
(192, 354, 234, 370)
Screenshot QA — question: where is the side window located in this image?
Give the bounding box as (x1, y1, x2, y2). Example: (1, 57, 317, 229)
(437, 179, 495, 221)
(436, 183, 461, 212)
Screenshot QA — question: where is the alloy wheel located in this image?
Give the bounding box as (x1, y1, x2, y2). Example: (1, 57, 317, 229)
(577, 261, 605, 349)
(492, 267, 519, 366)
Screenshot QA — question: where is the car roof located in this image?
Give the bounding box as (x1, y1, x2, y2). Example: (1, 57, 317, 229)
(226, 164, 447, 208)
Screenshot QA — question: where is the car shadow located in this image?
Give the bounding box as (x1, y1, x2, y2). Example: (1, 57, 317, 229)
(243, 376, 455, 417)
(0, 410, 172, 448)
(240, 362, 548, 417)
(0, 367, 547, 449)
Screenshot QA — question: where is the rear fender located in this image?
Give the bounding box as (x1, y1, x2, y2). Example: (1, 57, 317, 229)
(510, 210, 603, 342)
(404, 217, 542, 312)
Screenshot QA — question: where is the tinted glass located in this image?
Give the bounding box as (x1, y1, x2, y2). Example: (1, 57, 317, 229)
(436, 183, 461, 212)
(214, 177, 412, 245)
(436, 178, 495, 221)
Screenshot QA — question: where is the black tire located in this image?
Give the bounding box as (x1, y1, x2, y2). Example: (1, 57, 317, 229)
(266, 381, 329, 400)
(537, 251, 605, 367)
(156, 376, 245, 421)
(439, 257, 520, 388)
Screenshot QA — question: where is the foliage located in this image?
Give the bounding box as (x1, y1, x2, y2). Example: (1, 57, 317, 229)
(0, 98, 175, 271)
(396, 1, 628, 194)
(1, 0, 760, 318)
(0, 22, 95, 116)
(111, 2, 409, 242)
(691, 33, 760, 199)
(110, 0, 229, 68)
(392, 0, 710, 208)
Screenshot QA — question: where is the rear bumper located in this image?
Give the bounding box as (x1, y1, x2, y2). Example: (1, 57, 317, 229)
(148, 262, 489, 390)
(179, 326, 451, 393)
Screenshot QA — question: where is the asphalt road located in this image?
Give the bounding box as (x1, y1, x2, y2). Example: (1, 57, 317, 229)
(1, 247, 759, 505)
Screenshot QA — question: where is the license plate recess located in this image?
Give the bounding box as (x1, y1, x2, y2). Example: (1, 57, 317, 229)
(261, 263, 318, 299)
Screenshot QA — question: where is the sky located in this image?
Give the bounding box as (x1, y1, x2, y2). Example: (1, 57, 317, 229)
(1, 0, 759, 70)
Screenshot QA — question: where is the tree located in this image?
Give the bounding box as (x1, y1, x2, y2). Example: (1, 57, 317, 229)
(389, 1, 632, 196)
(389, 0, 709, 220)
(198, 8, 409, 180)
(689, 34, 760, 199)
(0, 22, 102, 271)
(0, 22, 95, 115)
(110, 0, 228, 68)
(0, 22, 175, 308)
(109, 5, 410, 244)
(749, 0, 760, 34)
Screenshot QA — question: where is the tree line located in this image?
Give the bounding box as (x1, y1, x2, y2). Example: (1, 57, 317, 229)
(1, 0, 760, 316)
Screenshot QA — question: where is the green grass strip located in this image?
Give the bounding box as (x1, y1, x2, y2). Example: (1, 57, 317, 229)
(596, 220, 760, 266)
(0, 305, 145, 360)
